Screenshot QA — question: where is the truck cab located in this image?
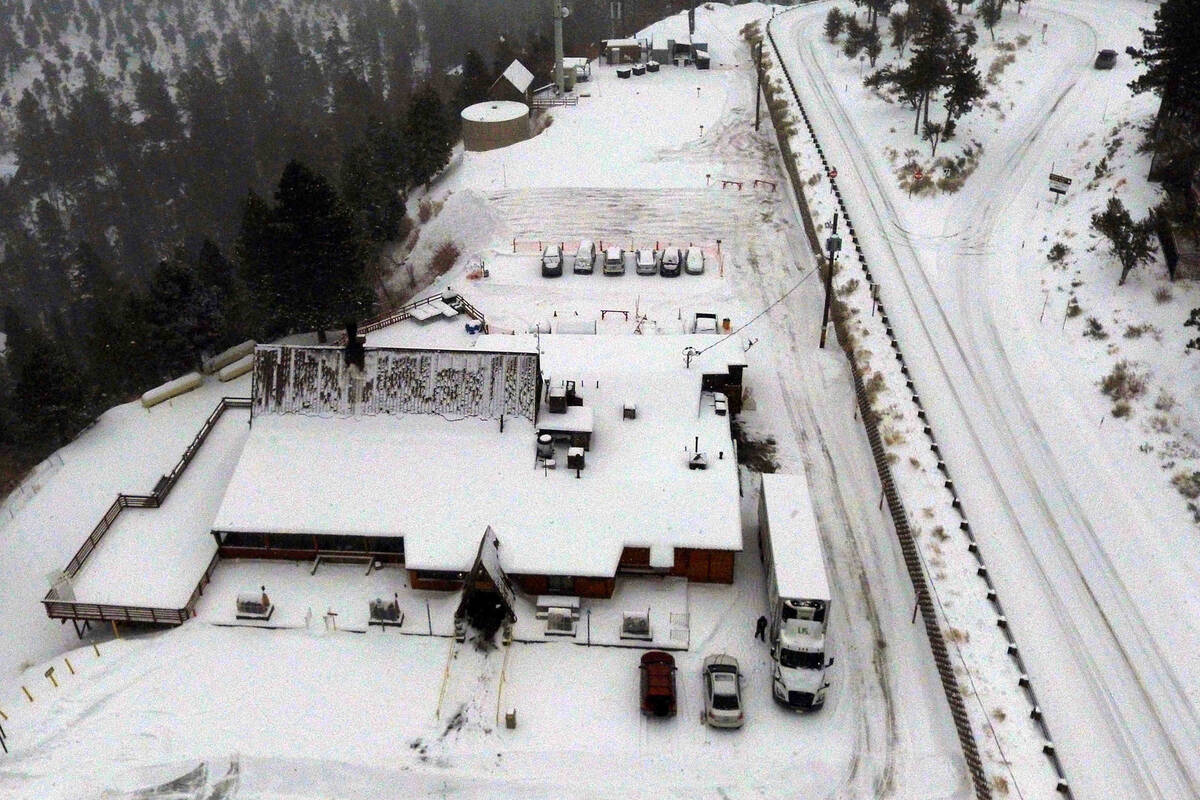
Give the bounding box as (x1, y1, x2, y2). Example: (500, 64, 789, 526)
(772, 615, 831, 710)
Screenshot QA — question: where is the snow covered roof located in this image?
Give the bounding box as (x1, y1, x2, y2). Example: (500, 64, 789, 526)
(501, 59, 535, 94)
(213, 333, 743, 578)
(462, 101, 529, 123)
(605, 38, 641, 49)
(760, 473, 830, 602)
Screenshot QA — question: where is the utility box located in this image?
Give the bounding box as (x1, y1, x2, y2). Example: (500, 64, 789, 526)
(505, 708, 517, 729)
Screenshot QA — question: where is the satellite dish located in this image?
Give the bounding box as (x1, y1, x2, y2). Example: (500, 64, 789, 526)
(561, 5, 571, 18)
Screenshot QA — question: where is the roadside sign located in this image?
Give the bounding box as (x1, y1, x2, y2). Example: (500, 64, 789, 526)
(1049, 172, 1072, 196)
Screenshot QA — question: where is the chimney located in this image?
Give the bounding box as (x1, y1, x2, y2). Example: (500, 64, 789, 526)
(344, 321, 365, 371)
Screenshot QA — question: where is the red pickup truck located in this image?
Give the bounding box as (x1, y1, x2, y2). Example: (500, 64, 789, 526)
(639, 651, 677, 717)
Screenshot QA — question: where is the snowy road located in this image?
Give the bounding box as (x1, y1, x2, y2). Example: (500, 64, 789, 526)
(775, 2, 1200, 798)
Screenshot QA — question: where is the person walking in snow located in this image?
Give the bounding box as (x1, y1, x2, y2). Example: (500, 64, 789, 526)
(755, 615, 768, 641)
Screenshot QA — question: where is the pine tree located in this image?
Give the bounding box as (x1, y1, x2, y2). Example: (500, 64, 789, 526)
(2, 308, 93, 449)
(943, 44, 986, 132)
(889, 10, 912, 57)
(404, 85, 452, 189)
(1129, 0, 1200, 124)
(239, 163, 372, 341)
(864, 24, 883, 68)
(1091, 198, 1157, 286)
(454, 49, 494, 119)
(843, 17, 866, 59)
(132, 61, 181, 143)
(977, 0, 1001, 41)
(824, 8, 845, 42)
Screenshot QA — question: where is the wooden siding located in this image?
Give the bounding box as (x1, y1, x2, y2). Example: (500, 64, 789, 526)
(670, 548, 735, 584)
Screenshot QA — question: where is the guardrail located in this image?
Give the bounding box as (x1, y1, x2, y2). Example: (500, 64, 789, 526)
(763, 11, 995, 800)
(43, 397, 251, 626)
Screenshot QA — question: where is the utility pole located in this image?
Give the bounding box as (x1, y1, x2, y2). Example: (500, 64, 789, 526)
(820, 212, 842, 348)
(754, 42, 763, 131)
(553, 0, 566, 94)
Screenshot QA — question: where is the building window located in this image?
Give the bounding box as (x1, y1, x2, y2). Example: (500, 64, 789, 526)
(546, 575, 575, 595)
(419, 570, 464, 583)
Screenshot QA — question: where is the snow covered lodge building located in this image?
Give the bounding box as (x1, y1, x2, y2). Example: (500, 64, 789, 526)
(210, 331, 746, 598)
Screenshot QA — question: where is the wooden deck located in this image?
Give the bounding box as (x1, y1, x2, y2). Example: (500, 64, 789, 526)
(42, 397, 251, 629)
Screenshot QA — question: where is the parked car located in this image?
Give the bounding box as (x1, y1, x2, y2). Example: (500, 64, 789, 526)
(542, 244, 563, 277)
(640, 651, 677, 717)
(623, 249, 637, 274)
(603, 246, 625, 276)
(574, 240, 596, 274)
(636, 248, 658, 275)
(685, 247, 704, 275)
(702, 654, 744, 728)
(1094, 49, 1117, 69)
(660, 247, 682, 277)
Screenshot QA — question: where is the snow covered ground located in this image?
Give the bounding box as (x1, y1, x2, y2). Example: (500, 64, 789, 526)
(0, 3, 1013, 798)
(772, 1, 1200, 798)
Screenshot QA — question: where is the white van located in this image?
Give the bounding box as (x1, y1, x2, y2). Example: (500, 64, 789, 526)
(574, 240, 596, 274)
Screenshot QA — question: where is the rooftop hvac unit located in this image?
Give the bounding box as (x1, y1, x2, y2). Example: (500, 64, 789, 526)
(236, 587, 274, 620)
(567, 447, 585, 470)
(621, 611, 652, 640)
(546, 608, 577, 636)
(537, 434, 554, 460)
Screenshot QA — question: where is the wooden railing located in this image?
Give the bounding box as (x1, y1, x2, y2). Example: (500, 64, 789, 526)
(531, 94, 579, 108)
(355, 292, 489, 337)
(43, 397, 251, 626)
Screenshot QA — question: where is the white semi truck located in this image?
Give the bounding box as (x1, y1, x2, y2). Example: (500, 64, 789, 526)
(759, 472, 833, 711)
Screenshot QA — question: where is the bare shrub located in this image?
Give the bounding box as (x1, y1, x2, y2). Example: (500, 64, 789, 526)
(1065, 297, 1082, 317)
(1173, 471, 1200, 499)
(864, 371, 887, 407)
(946, 627, 970, 643)
(1112, 400, 1132, 418)
(1153, 286, 1173, 304)
(837, 277, 860, 296)
(987, 53, 1016, 85)
(1100, 361, 1146, 400)
(1083, 316, 1108, 339)
(429, 241, 460, 277)
(1100, 360, 1146, 401)
(417, 200, 433, 223)
(1047, 242, 1069, 262)
(1154, 389, 1175, 411)
(992, 774, 1010, 795)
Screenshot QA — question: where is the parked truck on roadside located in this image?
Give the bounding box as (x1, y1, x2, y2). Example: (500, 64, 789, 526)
(758, 472, 834, 711)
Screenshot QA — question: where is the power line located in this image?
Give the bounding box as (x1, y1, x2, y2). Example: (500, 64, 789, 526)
(695, 264, 820, 356)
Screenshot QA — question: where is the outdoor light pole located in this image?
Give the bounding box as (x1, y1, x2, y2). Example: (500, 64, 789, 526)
(820, 212, 841, 348)
(754, 42, 763, 131)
